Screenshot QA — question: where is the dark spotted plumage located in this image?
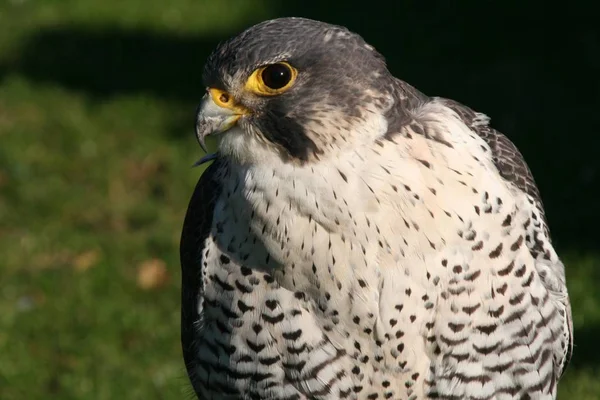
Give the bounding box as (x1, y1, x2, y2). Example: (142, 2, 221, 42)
(181, 17, 572, 400)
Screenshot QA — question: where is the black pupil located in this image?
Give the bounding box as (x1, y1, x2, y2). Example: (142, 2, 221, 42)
(261, 64, 291, 90)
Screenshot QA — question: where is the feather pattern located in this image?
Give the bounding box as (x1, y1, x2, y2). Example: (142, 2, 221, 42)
(181, 94, 572, 399)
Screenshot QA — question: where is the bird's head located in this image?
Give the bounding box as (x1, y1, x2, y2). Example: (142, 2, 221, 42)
(195, 17, 401, 165)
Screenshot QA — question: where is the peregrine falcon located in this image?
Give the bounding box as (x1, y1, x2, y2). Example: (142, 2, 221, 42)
(180, 17, 572, 399)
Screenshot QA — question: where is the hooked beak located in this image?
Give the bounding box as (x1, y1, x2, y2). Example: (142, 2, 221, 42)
(195, 88, 249, 154)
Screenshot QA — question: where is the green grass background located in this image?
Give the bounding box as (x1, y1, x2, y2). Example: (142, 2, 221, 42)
(0, 1, 598, 399)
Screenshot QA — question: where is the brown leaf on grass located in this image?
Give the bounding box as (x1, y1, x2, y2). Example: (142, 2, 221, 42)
(73, 249, 101, 272)
(137, 258, 169, 290)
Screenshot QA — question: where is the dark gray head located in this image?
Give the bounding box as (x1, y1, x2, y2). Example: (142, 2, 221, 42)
(196, 18, 401, 164)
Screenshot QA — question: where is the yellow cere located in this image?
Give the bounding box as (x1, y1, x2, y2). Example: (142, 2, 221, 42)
(208, 88, 250, 115)
(209, 87, 233, 108)
(245, 62, 298, 96)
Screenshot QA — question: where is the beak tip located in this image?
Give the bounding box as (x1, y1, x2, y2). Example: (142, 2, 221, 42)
(195, 119, 209, 153)
(198, 137, 208, 153)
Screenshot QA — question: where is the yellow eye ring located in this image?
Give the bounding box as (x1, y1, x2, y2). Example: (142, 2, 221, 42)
(245, 62, 297, 96)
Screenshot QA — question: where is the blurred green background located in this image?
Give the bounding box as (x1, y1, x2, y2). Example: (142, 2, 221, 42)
(0, 0, 598, 399)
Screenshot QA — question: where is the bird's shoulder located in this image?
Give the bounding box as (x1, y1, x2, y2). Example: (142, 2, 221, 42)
(385, 82, 543, 215)
(434, 96, 544, 215)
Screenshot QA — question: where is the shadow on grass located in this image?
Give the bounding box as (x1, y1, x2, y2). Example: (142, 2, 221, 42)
(0, 0, 598, 250)
(0, 26, 227, 102)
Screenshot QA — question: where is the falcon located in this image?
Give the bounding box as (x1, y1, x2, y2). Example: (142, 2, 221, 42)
(180, 17, 572, 400)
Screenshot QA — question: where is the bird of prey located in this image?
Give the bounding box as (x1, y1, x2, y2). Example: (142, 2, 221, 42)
(180, 17, 572, 400)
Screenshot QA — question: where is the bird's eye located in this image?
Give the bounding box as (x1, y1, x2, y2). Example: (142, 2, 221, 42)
(245, 62, 297, 96)
(261, 63, 292, 90)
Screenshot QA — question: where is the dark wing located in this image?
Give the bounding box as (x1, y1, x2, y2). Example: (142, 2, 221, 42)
(436, 97, 545, 217)
(180, 159, 223, 381)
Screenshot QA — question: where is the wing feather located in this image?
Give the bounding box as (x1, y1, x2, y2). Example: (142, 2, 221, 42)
(180, 159, 224, 378)
(436, 97, 573, 378)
